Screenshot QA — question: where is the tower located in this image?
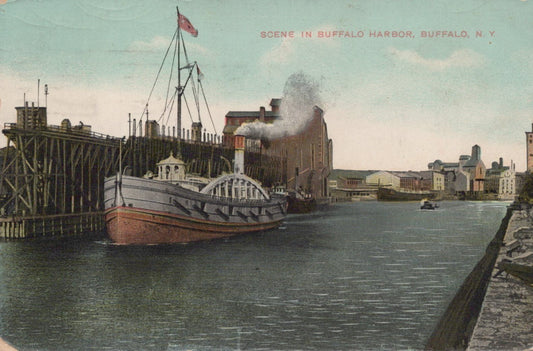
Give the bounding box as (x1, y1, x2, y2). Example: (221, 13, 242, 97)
(15, 102, 47, 129)
(471, 144, 481, 160)
(527, 124, 533, 172)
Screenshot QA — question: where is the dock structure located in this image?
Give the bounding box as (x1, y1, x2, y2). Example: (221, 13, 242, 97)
(466, 204, 533, 351)
(426, 202, 533, 351)
(0, 104, 285, 239)
(122, 133, 285, 185)
(0, 103, 121, 238)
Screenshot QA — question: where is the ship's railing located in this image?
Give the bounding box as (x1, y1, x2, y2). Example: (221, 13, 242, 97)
(3, 123, 122, 141)
(205, 193, 282, 207)
(170, 186, 282, 206)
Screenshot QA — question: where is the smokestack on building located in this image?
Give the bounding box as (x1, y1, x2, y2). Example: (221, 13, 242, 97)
(234, 135, 245, 174)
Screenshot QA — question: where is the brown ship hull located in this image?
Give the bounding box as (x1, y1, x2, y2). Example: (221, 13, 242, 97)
(377, 187, 437, 201)
(287, 196, 317, 214)
(105, 206, 284, 245)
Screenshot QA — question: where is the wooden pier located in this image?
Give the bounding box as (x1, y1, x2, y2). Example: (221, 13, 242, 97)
(0, 212, 104, 239)
(0, 105, 285, 239)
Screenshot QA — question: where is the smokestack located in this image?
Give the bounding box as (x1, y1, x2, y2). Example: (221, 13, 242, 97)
(234, 135, 245, 174)
(259, 106, 265, 122)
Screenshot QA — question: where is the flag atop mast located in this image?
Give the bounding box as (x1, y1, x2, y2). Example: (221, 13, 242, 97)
(178, 12, 198, 37)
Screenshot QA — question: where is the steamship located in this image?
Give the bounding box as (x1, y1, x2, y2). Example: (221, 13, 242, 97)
(104, 136, 287, 244)
(103, 9, 286, 244)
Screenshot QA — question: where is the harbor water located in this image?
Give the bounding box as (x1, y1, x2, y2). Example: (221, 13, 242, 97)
(0, 201, 508, 350)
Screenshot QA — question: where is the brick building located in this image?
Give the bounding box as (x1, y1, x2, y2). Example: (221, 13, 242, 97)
(222, 98, 333, 205)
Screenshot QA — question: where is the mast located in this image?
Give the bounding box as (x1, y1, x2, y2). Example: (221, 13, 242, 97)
(176, 6, 182, 139)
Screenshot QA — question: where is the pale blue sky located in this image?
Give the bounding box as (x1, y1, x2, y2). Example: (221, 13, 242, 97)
(1, 0, 532, 171)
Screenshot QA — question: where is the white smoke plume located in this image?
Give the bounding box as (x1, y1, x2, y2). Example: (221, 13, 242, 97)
(235, 72, 323, 141)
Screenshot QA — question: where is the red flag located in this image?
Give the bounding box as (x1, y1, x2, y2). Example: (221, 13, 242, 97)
(197, 65, 204, 81)
(178, 13, 198, 37)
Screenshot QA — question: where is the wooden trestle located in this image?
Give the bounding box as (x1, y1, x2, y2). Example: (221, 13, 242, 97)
(0, 124, 285, 239)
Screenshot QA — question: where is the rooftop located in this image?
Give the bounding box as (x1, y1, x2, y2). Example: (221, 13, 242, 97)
(225, 111, 280, 118)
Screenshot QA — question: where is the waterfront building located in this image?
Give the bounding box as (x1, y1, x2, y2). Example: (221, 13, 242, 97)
(427, 159, 460, 193)
(427, 145, 487, 196)
(461, 145, 486, 192)
(329, 169, 377, 201)
(394, 171, 423, 191)
(420, 170, 445, 191)
(515, 172, 527, 195)
(366, 171, 426, 191)
(223, 99, 280, 147)
(222, 98, 333, 207)
(454, 170, 470, 193)
(485, 158, 516, 200)
(366, 171, 400, 188)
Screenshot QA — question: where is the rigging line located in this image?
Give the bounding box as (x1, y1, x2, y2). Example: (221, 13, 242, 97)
(159, 26, 179, 122)
(163, 89, 178, 126)
(181, 29, 191, 65)
(166, 89, 178, 129)
(189, 64, 201, 124)
(181, 64, 195, 101)
(199, 80, 217, 135)
(157, 87, 178, 124)
(140, 27, 178, 121)
(195, 64, 202, 125)
(157, 78, 179, 123)
(182, 94, 195, 124)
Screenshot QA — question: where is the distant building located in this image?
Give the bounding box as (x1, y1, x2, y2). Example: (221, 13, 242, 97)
(427, 145, 487, 195)
(516, 172, 527, 196)
(420, 170, 445, 191)
(455, 170, 470, 193)
(461, 145, 486, 192)
(395, 171, 423, 191)
(526, 123, 533, 172)
(427, 159, 460, 193)
(366, 171, 400, 188)
(366, 171, 427, 191)
(485, 158, 516, 200)
(329, 169, 377, 201)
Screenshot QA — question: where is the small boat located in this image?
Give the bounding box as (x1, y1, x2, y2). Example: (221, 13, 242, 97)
(287, 188, 317, 214)
(420, 199, 439, 210)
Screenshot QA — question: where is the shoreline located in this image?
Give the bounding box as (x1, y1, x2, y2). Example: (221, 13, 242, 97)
(426, 202, 533, 350)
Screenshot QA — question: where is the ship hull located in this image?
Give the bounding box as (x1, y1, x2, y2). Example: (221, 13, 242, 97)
(104, 175, 286, 245)
(287, 196, 316, 214)
(377, 187, 437, 201)
(105, 206, 283, 245)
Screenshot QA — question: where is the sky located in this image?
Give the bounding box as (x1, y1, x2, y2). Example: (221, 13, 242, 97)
(0, 0, 532, 172)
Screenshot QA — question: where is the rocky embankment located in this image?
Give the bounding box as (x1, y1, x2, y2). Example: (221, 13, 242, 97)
(426, 202, 533, 350)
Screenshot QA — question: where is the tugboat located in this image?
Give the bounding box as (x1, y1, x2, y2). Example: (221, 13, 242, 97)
(420, 199, 439, 210)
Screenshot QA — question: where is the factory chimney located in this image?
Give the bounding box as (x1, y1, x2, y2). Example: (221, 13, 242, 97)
(234, 135, 245, 174)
